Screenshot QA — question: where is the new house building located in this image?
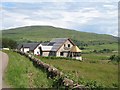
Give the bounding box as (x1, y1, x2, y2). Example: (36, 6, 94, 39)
(18, 38, 82, 60)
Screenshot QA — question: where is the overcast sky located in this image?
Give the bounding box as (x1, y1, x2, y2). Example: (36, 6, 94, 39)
(1, 0, 119, 36)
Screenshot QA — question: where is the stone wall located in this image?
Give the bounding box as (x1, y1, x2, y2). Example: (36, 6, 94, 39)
(14, 50, 85, 89)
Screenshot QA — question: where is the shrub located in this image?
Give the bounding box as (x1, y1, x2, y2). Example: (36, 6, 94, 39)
(78, 79, 105, 89)
(99, 49, 111, 53)
(52, 76, 65, 88)
(92, 49, 112, 54)
(109, 55, 120, 62)
(112, 82, 118, 87)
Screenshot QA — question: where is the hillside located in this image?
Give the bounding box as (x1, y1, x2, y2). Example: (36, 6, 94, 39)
(2, 26, 117, 43)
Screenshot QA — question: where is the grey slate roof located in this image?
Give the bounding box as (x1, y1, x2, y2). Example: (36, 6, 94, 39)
(41, 42, 49, 46)
(17, 38, 75, 52)
(18, 43, 40, 51)
(50, 38, 68, 51)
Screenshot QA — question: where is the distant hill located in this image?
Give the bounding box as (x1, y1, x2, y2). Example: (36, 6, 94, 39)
(2, 26, 118, 43)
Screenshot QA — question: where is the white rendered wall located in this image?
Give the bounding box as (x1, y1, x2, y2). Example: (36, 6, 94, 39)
(23, 48, 29, 53)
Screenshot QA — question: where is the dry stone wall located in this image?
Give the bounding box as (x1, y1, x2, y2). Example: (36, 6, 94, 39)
(14, 50, 85, 89)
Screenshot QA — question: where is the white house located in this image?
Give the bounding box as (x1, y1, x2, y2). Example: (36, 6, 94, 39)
(18, 43, 41, 55)
(45, 38, 82, 60)
(18, 38, 82, 60)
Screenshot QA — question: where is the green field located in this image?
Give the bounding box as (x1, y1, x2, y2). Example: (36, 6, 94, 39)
(82, 43, 118, 53)
(39, 56, 118, 88)
(3, 49, 118, 88)
(86, 43, 118, 51)
(3, 50, 54, 88)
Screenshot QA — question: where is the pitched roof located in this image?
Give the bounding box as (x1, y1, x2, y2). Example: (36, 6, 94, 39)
(18, 43, 40, 51)
(41, 42, 49, 46)
(17, 38, 76, 52)
(70, 46, 82, 52)
(50, 38, 75, 51)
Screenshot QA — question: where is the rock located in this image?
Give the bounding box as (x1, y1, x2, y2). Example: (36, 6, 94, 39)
(63, 78, 74, 87)
(24, 53, 29, 57)
(28, 54, 32, 59)
(73, 84, 85, 89)
(59, 71, 63, 77)
(43, 63, 50, 70)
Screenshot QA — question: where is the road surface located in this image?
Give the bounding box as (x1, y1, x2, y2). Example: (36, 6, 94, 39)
(0, 51, 9, 89)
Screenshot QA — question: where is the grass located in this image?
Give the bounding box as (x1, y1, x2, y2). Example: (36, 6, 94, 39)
(3, 50, 54, 88)
(86, 43, 118, 51)
(82, 53, 109, 61)
(83, 43, 118, 54)
(2, 26, 117, 43)
(2, 42, 118, 88)
(39, 56, 118, 88)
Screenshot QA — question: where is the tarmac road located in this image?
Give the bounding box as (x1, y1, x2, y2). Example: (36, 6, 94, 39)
(0, 51, 9, 89)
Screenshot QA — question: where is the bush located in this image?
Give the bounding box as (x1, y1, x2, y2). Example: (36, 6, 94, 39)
(78, 78, 105, 89)
(52, 76, 65, 88)
(99, 49, 111, 53)
(92, 49, 112, 53)
(109, 55, 120, 62)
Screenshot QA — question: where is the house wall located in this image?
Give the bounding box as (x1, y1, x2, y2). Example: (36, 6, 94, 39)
(20, 48, 23, 52)
(40, 46, 53, 56)
(56, 40, 74, 57)
(20, 47, 25, 52)
(34, 46, 40, 55)
(49, 51, 56, 56)
(23, 48, 29, 53)
(42, 51, 50, 57)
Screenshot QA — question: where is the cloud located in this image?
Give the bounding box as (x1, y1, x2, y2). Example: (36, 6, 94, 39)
(103, 4, 117, 10)
(1, 2, 118, 36)
(2, 0, 119, 3)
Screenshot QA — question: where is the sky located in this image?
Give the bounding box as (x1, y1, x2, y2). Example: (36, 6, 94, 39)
(0, 0, 119, 36)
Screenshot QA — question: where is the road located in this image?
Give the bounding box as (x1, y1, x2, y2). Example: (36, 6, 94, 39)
(0, 51, 9, 89)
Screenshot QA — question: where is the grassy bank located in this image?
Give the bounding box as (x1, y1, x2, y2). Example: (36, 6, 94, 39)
(3, 50, 53, 88)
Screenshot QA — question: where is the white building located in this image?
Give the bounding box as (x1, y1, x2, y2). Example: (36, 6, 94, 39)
(18, 38, 82, 60)
(18, 43, 41, 55)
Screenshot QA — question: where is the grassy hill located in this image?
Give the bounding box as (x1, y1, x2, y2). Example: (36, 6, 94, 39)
(2, 26, 117, 43)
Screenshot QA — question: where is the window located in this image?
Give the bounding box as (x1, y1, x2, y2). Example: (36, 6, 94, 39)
(60, 52, 64, 56)
(68, 44, 70, 47)
(64, 44, 66, 47)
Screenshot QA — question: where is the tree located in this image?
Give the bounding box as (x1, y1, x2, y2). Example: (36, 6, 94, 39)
(2, 38, 17, 49)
